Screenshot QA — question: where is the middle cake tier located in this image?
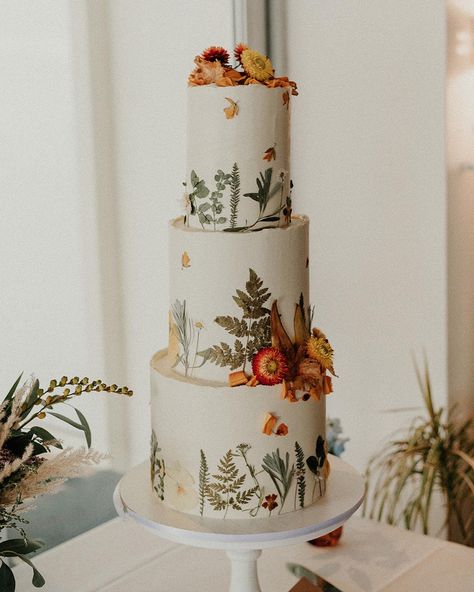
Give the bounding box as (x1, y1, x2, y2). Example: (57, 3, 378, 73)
(168, 215, 309, 383)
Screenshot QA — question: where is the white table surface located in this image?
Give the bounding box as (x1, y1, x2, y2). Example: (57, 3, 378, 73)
(12, 515, 474, 591)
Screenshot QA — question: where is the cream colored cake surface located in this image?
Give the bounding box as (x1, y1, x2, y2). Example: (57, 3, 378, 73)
(151, 350, 326, 519)
(150, 45, 334, 520)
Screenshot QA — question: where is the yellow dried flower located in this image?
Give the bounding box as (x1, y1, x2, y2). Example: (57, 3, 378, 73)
(306, 336, 334, 370)
(241, 48, 273, 82)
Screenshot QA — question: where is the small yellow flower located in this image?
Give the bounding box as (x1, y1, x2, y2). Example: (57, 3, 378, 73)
(306, 336, 334, 370)
(241, 48, 273, 82)
(195, 321, 204, 330)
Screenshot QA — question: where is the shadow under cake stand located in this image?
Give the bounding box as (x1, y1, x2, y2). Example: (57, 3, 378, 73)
(113, 455, 365, 592)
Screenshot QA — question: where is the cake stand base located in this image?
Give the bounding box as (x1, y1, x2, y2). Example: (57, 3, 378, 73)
(113, 455, 365, 592)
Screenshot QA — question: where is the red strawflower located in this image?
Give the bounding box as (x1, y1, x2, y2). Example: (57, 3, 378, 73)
(201, 46, 230, 65)
(234, 43, 248, 64)
(252, 347, 288, 386)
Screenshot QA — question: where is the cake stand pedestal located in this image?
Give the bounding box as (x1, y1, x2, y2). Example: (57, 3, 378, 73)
(113, 455, 365, 592)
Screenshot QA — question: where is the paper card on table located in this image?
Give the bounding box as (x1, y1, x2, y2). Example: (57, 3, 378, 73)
(288, 577, 323, 592)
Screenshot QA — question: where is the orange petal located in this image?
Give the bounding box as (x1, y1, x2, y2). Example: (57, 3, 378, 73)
(216, 76, 237, 87)
(323, 375, 333, 395)
(181, 251, 191, 268)
(228, 370, 248, 387)
(263, 146, 276, 162)
(246, 375, 259, 387)
(223, 97, 239, 119)
(262, 413, 277, 435)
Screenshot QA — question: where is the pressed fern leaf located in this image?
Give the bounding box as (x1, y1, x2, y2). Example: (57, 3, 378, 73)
(208, 269, 271, 372)
(215, 316, 248, 338)
(229, 162, 240, 229)
(199, 449, 210, 516)
(295, 441, 306, 509)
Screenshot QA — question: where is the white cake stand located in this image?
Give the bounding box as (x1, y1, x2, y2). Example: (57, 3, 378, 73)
(113, 455, 365, 592)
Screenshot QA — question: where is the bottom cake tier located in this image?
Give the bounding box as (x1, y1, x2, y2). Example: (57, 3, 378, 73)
(150, 350, 328, 519)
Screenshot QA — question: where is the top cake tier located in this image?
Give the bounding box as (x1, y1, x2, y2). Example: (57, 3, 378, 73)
(185, 84, 292, 232)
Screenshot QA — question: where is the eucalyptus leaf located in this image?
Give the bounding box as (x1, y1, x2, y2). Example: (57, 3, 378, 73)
(73, 406, 92, 448)
(47, 411, 85, 433)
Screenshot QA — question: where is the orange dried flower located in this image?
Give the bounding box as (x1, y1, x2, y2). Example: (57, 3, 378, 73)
(252, 347, 288, 386)
(188, 56, 226, 86)
(201, 46, 229, 65)
(266, 76, 298, 96)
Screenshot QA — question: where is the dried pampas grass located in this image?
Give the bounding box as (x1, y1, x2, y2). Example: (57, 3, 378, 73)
(0, 447, 107, 508)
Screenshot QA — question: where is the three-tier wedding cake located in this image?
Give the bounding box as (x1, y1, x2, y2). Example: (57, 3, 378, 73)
(150, 45, 335, 519)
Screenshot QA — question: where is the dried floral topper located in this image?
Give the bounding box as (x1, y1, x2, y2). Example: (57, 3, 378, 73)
(188, 44, 298, 95)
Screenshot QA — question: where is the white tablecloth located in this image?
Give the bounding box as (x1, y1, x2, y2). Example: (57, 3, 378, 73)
(12, 516, 474, 591)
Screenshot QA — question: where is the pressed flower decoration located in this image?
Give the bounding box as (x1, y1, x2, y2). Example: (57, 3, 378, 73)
(252, 347, 288, 386)
(262, 493, 278, 513)
(223, 97, 239, 119)
(188, 44, 298, 95)
(261, 299, 336, 402)
(263, 145, 277, 162)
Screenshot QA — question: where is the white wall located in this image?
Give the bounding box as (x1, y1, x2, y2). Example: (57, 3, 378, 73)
(287, 0, 447, 472)
(0, 1, 109, 451)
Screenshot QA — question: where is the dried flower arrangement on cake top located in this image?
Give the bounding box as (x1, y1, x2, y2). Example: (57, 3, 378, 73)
(188, 44, 298, 95)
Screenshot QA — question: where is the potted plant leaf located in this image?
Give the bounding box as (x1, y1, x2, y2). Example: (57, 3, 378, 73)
(363, 361, 474, 546)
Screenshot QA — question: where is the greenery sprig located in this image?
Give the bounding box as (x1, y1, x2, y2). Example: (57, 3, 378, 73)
(0, 373, 132, 590)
